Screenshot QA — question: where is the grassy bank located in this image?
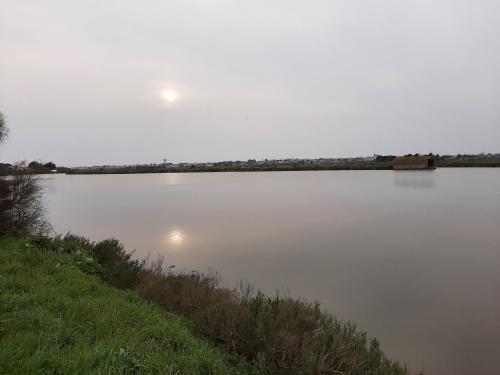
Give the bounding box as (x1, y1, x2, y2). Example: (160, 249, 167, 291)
(0, 235, 257, 375)
(0, 233, 414, 374)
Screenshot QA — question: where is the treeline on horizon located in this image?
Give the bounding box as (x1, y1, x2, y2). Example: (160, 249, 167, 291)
(65, 162, 395, 174)
(0, 160, 56, 175)
(2, 154, 500, 177)
(38, 153, 500, 175)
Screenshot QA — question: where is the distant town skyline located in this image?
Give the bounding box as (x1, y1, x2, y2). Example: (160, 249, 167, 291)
(1, 0, 500, 166)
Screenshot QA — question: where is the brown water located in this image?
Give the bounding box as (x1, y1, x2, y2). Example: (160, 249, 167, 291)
(42, 169, 500, 375)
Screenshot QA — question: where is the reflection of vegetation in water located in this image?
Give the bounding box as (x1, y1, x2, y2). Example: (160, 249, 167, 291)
(13, 233, 415, 375)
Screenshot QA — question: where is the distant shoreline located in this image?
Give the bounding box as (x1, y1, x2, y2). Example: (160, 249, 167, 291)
(63, 158, 499, 175)
(2, 156, 499, 176)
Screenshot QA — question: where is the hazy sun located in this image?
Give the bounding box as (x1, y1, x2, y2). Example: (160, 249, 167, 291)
(162, 89, 178, 102)
(165, 229, 185, 246)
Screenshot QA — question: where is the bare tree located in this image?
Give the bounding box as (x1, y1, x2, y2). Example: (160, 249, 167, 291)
(0, 112, 7, 144)
(0, 178, 13, 232)
(0, 111, 11, 231)
(0, 112, 50, 234)
(6, 163, 50, 233)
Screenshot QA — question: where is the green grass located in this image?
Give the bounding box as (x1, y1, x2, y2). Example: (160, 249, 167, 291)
(0, 235, 257, 375)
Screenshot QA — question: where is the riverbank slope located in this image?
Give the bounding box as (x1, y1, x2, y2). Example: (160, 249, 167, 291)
(0, 235, 257, 375)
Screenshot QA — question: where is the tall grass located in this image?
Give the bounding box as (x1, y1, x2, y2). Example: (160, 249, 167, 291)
(0, 235, 258, 375)
(32, 234, 415, 375)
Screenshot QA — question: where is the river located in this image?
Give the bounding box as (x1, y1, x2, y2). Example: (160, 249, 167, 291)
(42, 169, 500, 375)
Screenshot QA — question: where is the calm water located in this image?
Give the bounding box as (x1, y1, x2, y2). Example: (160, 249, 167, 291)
(42, 169, 500, 375)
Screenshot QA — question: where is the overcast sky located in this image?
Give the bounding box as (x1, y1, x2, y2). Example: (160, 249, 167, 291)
(1, 0, 499, 166)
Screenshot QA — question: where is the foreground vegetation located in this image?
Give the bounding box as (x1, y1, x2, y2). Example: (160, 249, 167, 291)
(0, 235, 258, 375)
(1, 233, 413, 375)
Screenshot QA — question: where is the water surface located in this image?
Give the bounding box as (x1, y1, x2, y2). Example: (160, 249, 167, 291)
(43, 169, 500, 375)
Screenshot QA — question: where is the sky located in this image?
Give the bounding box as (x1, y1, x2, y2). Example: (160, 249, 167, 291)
(1, 0, 499, 166)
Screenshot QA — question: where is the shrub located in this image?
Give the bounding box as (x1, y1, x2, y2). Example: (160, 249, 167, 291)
(90, 239, 144, 289)
(137, 260, 411, 374)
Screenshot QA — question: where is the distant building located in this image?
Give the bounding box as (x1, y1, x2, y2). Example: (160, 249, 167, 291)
(393, 155, 435, 170)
